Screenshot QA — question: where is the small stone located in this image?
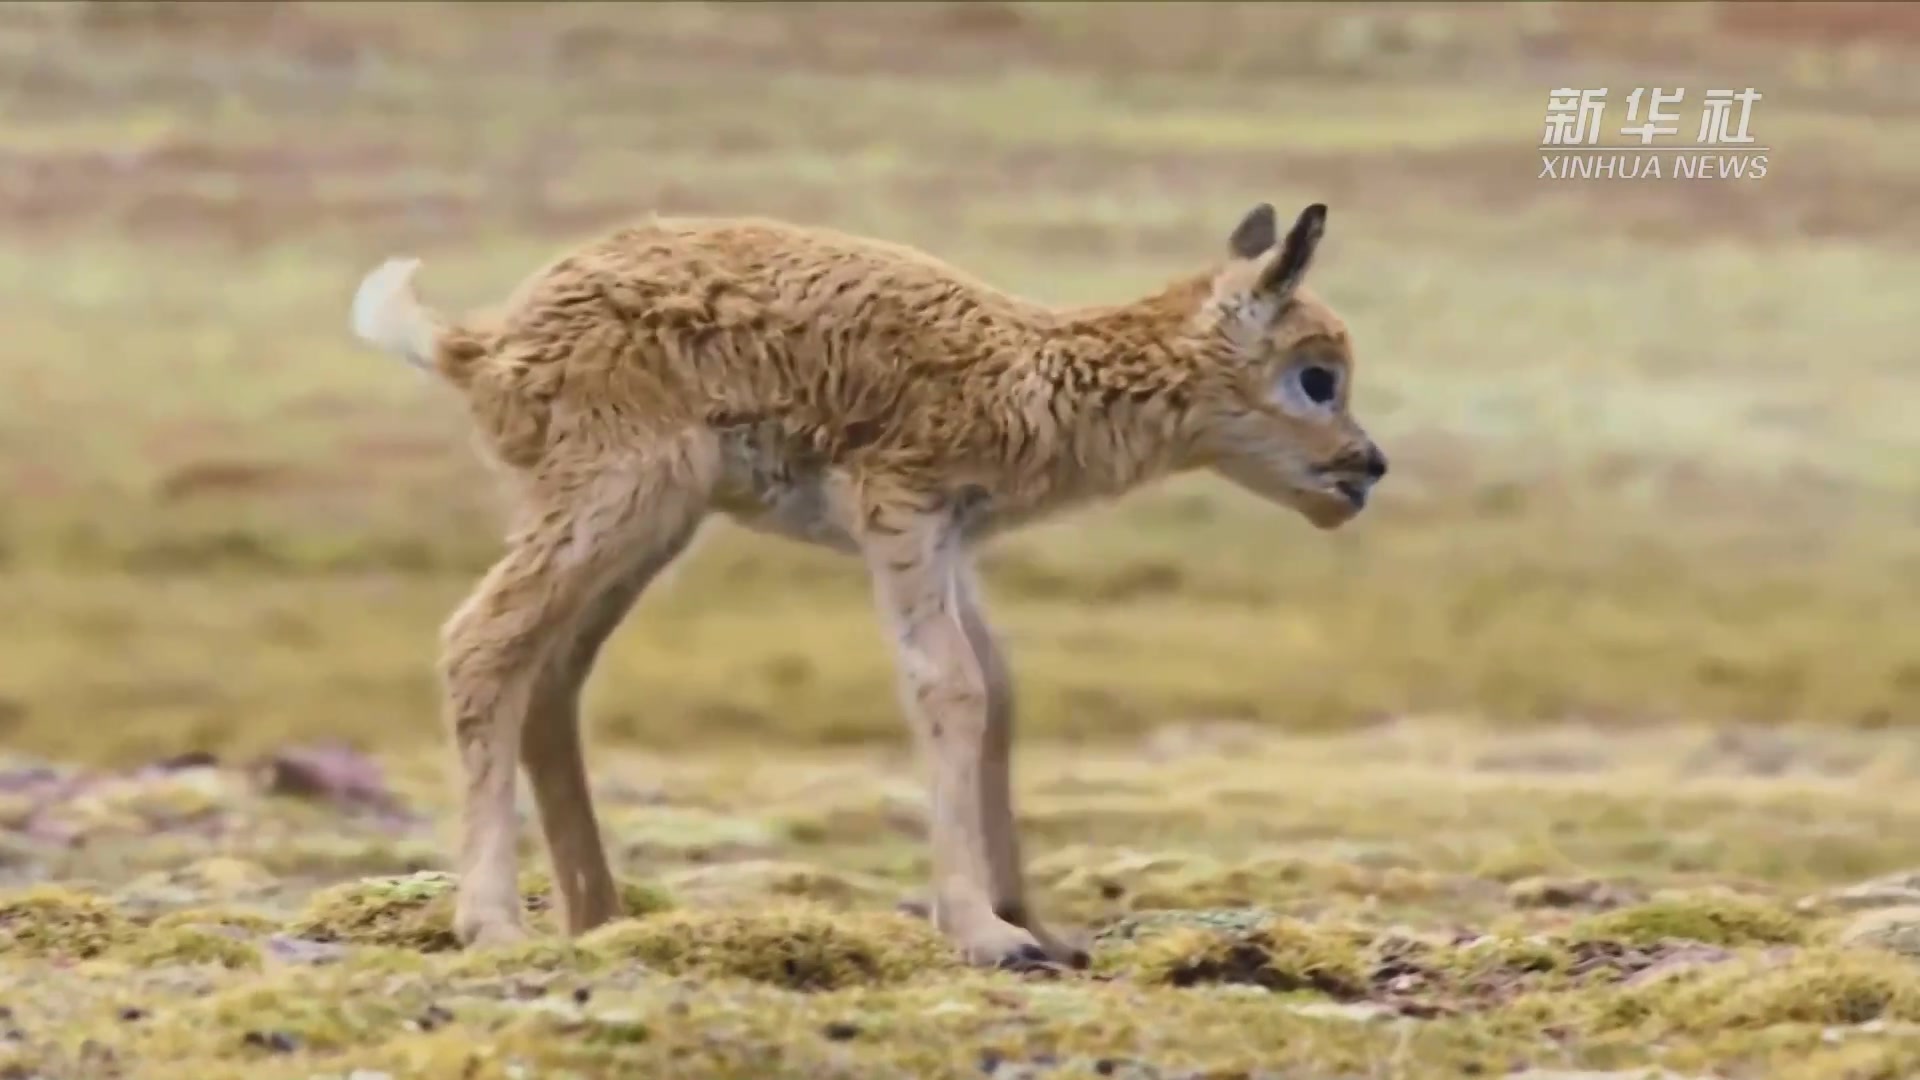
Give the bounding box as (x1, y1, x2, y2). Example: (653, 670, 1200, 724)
(1839, 906, 1920, 958)
(263, 934, 349, 966)
(253, 742, 405, 816)
(413, 1004, 454, 1032)
(242, 1030, 299, 1054)
(1801, 871, 1920, 913)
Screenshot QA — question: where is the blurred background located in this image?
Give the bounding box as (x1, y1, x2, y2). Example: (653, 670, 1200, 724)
(0, 0, 1915, 766)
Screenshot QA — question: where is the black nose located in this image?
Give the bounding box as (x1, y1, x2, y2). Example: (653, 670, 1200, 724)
(1364, 444, 1388, 480)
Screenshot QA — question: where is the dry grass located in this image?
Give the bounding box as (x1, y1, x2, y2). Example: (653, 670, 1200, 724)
(3, 723, 1920, 1077)
(0, 1, 1915, 758)
(0, 2, 1917, 1076)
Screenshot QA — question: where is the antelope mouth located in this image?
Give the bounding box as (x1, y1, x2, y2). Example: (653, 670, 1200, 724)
(1331, 478, 1368, 510)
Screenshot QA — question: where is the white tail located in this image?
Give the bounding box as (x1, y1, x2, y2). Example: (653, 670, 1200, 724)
(350, 256, 439, 371)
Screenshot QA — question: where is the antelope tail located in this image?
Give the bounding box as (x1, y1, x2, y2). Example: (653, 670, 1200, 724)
(348, 256, 489, 387)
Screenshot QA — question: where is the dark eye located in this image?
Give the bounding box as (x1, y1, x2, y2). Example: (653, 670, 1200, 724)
(1299, 365, 1338, 406)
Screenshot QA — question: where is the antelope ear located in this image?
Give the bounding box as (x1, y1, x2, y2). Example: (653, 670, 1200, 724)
(1226, 202, 1278, 260)
(1254, 203, 1327, 298)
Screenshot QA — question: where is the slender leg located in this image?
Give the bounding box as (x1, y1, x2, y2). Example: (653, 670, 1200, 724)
(952, 564, 1087, 968)
(445, 453, 709, 948)
(519, 520, 701, 936)
(861, 502, 1052, 970)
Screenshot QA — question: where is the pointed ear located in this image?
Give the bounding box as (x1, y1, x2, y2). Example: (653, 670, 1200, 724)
(1226, 202, 1277, 260)
(1254, 203, 1327, 297)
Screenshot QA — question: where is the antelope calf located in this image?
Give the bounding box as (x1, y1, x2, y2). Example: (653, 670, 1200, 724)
(348, 201, 1386, 970)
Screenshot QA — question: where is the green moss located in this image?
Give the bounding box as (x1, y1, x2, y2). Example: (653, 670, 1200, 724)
(122, 926, 262, 970)
(615, 879, 679, 918)
(1614, 950, 1920, 1032)
(441, 936, 599, 978)
(287, 870, 463, 950)
(1040, 850, 1442, 924)
(119, 857, 279, 912)
(288, 869, 675, 951)
(0, 885, 132, 959)
(1093, 906, 1286, 944)
(1571, 892, 1806, 947)
(149, 907, 278, 935)
(660, 860, 898, 910)
(169, 856, 276, 895)
(1776, 1041, 1920, 1080)
(152, 972, 426, 1058)
(1433, 934, 1572, 982)
(1115, 915, 1370, 999)
(578, 903, 958, 991)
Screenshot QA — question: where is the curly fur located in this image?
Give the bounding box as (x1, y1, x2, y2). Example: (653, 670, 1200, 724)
(348, 202, 1387, 969)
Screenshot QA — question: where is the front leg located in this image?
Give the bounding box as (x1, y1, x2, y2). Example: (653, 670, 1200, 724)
(861, 506, 1054, 971)
(953, 564, 1088, 969)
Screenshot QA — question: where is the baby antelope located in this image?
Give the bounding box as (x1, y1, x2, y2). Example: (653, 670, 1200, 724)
(348, 201, 1386, 971)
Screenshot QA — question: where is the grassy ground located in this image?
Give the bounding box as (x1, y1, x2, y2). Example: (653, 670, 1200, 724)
(0, 1, 1917, 1076)
(6, 723, 1920, 1078)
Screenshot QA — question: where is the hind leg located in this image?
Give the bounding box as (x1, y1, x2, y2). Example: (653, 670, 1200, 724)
(519, 518, 701, 936)
(443, 452, 710, 947)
